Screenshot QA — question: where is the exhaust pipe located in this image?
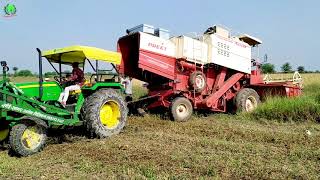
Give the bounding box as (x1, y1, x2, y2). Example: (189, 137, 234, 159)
(36, 48, 43, 99)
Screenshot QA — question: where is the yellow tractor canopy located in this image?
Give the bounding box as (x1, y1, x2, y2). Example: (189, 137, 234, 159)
(42, 45, 121, 65)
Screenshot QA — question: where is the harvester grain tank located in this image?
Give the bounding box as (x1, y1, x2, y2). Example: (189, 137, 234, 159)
(118, 24, 302, 121)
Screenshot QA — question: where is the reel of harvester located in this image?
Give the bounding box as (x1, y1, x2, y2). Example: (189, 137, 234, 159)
(263, 71, 303, 88)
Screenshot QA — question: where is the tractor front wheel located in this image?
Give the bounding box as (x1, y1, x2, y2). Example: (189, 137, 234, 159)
(235, 88, 261, 112)
(0, 122, 9, 142)
(9, 121, 47, 157)
(170, 97, 193, 122)
(83, 89, 128, 138)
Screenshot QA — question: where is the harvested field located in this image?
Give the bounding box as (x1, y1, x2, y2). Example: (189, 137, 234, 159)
(0, 74, 319, 179)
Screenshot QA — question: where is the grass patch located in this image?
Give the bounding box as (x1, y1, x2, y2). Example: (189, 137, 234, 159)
(139, 166, 157, 179)
(247, 95, 320, 122)
(132, 84, 148, 100)
(246, 83, 320, 122)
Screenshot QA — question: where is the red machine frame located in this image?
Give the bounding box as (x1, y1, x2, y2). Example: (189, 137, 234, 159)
(117, 32, 301, 115)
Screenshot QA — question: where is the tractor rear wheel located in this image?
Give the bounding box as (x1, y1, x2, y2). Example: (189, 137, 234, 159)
(235, 88, 261, 112)
(83, 89, 128, 138)
(170, 97, 193, 122)
(9, 121, 47, 157)
(0, 128, 9, 142)
(0, 122, 9, 142)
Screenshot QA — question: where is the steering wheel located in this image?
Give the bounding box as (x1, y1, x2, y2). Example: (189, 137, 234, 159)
(54, 76, 68, 85)
(54, 76, 61, 83)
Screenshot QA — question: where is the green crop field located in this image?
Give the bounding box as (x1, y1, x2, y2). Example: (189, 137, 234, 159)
(0, 75, 319, 179)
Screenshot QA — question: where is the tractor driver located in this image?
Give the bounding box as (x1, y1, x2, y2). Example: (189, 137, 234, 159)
(58, 62, 84, 106)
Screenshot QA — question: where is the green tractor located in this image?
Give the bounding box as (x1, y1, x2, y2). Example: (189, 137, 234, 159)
(0, 46, 128, 156)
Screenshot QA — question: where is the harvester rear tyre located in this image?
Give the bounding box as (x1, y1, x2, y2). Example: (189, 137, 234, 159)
(170, 97, 193, 122)
(235, 88, 261, 112)
(9, 121, 47, 157)
(189, 71, 206, 93)
(83, 89, 128, 138)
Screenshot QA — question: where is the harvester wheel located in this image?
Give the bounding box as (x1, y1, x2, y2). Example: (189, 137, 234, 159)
(189, 71, 206, 93)
(9, 121, 47, 157)
(235, 88, 261, 112)
(170, 97, 193, 122)
(83, 89, 128, 138)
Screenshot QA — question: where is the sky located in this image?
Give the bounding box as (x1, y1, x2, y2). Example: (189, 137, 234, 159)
(0, 0, 319, 72)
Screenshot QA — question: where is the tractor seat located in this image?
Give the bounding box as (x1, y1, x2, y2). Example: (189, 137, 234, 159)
(69, 80, 90, 95)
(70, 89, 82, 95)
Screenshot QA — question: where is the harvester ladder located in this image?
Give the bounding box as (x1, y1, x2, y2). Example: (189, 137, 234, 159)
(192, 34, 205, 108)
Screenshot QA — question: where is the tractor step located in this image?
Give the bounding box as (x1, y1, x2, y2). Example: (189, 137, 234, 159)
(65, 104, 76, 112)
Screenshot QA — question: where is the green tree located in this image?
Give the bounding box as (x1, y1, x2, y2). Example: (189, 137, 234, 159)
(12, 67, 18, 76)
(261, 63, 275, 74)
(297, 66, 305, 73)
(16, 70, 34, 77)
(44, 71, 58, 78)
(281, 62, 292, 73)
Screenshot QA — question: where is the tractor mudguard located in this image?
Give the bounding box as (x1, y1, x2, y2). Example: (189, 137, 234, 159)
(18, 116, 49, 128)
(82, 83, 123, 91)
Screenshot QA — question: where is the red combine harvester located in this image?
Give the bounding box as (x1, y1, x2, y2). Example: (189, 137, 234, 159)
(118, 25, 302, 121)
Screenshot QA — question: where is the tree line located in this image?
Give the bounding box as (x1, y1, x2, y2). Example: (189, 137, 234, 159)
(7, 64, 316, 77)
(261, 62, 315, 74)
(9, 67, 92, 77)
(11, 67, 55, 77)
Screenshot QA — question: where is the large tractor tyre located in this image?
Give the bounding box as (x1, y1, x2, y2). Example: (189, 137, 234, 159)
(0, 122, 10, 142)
(83, 89, 128, 138)
(80, 94, 94, 120)
(0, 128, 9, 142)
(235, 88, 261, 113)
(9, 121, 47, 157)
(189, 71, 207, 93)
(170, 97, 193, 122)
